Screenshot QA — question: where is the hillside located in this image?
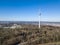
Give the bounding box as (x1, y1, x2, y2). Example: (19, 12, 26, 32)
(0, 24, 60, 45)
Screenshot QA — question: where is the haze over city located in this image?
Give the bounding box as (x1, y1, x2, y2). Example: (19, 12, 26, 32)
(0, 0, 60, 22)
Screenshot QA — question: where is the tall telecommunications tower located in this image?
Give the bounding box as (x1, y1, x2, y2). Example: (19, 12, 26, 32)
(39, 13, 41, 29)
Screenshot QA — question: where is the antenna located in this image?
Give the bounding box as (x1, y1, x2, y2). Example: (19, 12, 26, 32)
(39, 9, 41, 29)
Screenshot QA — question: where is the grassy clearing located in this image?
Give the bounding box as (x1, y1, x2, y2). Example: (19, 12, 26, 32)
(38, 42, 60, 45)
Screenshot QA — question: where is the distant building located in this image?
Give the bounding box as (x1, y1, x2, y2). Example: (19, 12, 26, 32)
(10, 24, 22, 29)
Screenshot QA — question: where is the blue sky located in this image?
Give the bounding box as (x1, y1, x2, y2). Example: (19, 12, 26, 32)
(0, 0, 60, 21)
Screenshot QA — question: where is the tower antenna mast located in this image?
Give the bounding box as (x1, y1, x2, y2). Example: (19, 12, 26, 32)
(39, 12, 41, 29)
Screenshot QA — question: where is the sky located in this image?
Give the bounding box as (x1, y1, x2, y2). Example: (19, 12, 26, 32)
(0, 0, 60, 22)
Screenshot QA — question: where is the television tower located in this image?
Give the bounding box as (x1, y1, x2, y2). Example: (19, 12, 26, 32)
(39, 13, 41, 29)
